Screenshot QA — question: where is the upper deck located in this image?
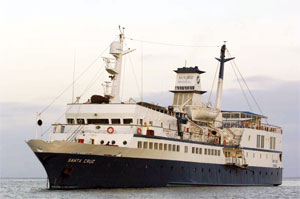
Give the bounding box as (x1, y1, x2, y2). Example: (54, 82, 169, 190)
(222, 111, 282, 134)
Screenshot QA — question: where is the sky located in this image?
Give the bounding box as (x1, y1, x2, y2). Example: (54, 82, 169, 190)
(0, 0, 299, 178)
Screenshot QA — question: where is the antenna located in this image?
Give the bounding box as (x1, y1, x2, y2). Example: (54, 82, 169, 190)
(141, 42, 144, 102)
(72, 49, 76, 103)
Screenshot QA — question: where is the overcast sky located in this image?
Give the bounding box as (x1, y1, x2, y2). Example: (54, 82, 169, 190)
(0, 0, 299, 178)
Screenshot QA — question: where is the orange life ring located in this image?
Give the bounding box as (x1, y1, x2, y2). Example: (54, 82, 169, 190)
(137, 128, 142, 135)
(107, 127, 114, 134)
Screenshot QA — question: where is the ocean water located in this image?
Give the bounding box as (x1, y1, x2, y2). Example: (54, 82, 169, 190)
(0, 178, 299, 199)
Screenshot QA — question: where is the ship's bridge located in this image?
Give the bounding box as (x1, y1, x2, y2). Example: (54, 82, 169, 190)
(222, 111, 281, 133)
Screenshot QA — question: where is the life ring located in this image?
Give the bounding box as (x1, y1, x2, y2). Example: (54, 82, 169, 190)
(107, 127, 114, 134)
(137, 128, 142, 135)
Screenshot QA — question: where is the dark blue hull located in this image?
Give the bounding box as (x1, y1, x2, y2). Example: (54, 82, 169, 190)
(35, 152, 282, 189)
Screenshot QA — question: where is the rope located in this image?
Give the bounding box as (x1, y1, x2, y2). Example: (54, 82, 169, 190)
(125, 37, 220, 48)
(208, 62, 219, 104)
(39, 37, 116, 115)
(79, 63, 106, 98)
(230, 61, 253, 112)
(125, 42, 142, 99)
(226, 49, 268, 123)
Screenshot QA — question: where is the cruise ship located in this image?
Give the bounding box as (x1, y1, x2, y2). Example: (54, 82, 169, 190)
(27, 28, 283, 189)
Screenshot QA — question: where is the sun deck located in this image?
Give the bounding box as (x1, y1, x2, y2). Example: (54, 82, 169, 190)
(222, 111, 282, 134)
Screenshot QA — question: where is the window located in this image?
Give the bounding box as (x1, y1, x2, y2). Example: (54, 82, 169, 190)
(60, 125, 65, 133)
(184, 146, 188, 153)
(111, 119, 121, 124)
(149, 121, 153, 126)
(161, 123, 163, 128)
(123, 118, 133, 124)
(143, 142, 148, 149)
(172, 145, 176, 152)
(112, 140, 116, 145)
(257, 135, 261, 148)
(77, 118, 85, 124)
(87, 119, 108, 124)
(139, 119, 143, 125)
(192, 147, 195, 153)
(196, 148, 199, 154)
(208, 149, 211, 155)
(199, 148, 202, 154)
(177, 145, 180, 152)
(218, 150, 220, 156)
(168, 144, 172, 151)
(204, 148, 207, 155)
(164, 144, 168, 151)
(159, 143, 163, 150)
(261, 135, 265, 148)
(67, 118, 75, 124)
(154, 143, 158, 150)
(270, 137, 276, 150)
(256, 134, 265, 149)
(149, 142, 153, 149)
(123, 141, 127, 145)
(137, 141, 142, 148)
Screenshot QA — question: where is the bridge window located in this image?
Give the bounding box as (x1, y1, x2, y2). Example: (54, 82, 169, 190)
(87, 119, 108, 124)
(123, 118, 133, 124)
(77, 118, 85, 124)
(177, 145, 180, 152)
(154, 143, 158, 150)
(199, 148, 202, 154)
(67, 118, 75, 124)
(112, 119, 121, 124)
(192, 147, 195, 153)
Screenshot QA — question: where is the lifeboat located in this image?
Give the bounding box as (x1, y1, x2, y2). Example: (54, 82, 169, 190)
(185, 105, 219, 121)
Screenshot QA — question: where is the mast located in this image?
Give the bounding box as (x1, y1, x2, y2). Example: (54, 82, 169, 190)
(104, 26, 135, 103)
(215, 43, 234, 124)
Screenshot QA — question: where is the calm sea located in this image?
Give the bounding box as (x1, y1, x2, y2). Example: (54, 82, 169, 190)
(0, 178, 299, 199)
